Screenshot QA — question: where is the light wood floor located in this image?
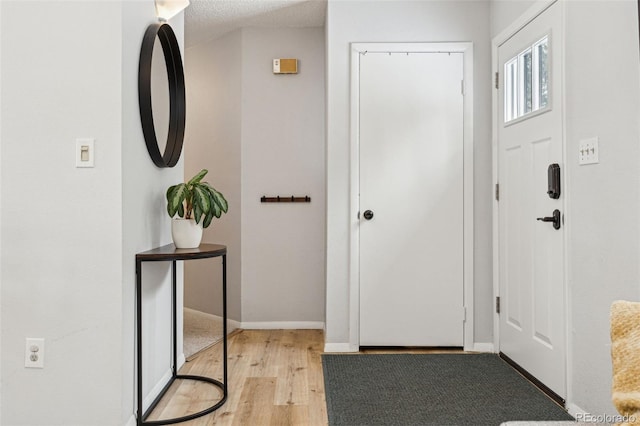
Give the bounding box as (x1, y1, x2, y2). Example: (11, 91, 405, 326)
(147, 329, 328, 425)
(147, 329, 465, 425)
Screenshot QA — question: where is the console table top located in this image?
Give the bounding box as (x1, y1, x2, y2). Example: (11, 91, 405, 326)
(136, 243, 227, 262)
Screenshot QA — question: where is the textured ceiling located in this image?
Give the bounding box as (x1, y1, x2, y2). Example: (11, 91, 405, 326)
(185, 0, 327, 48)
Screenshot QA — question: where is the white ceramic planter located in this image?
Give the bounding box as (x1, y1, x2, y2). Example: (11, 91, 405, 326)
(171, 218, 203, 249)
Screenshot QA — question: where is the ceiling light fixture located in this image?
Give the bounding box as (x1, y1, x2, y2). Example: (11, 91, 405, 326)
(154, 0, 190, 22)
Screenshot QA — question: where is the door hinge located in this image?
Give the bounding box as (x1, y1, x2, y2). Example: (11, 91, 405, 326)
(495, 72, 499, 89)
(495, 183, 500, 201)
(462, 306, 467, 322)
(461, 80, 465, 95)
(496, 296, 501, 314)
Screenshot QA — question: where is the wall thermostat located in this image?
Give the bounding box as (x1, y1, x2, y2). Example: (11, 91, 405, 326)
(273, 58, 298, 74)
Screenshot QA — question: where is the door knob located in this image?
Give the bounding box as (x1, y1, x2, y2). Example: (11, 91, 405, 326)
(536, 209, 561, 230)
(363, 210, 374, 220)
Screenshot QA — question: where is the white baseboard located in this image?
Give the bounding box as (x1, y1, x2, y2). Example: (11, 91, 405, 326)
(472, 342, 495, 352)
(177, 353, 186, 370)
(228, 318, 241, 330)
(566, 402, 588, 418)
(324, 343, 358, 353)
(124, 414, 137, 426)
(240, 321, 324, 330)
(143, 368, 172, 413)
(184, 308, 242, 332)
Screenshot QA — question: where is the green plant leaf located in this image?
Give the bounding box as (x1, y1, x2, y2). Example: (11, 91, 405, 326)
(166, 185, 178, 216)
(167, 183, 187, 217)
(177, 203, 185, 219)
(192, 185, 211, 216)
(211, 198, 222, 218)
(187, 169, 208, 186)
(193, 203, 203, 224)
(166, 195, 175, 216)
(202, 184, 221, 213)
(203, 183, 229, 213)
(214, 190, 229, 213)
(203, 210, 214, 228)
(166, 184, 178, 200)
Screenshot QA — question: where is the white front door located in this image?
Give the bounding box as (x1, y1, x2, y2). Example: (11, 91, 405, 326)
(359, 50, 464, 347)
(497, 2, 566, 398)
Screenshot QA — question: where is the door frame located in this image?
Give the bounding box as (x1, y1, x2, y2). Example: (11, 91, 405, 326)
(348, 42, 475, 351)
(491, 0, 572, 404)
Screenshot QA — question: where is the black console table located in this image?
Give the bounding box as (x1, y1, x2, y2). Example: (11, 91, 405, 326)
(135, 243, 228, 425)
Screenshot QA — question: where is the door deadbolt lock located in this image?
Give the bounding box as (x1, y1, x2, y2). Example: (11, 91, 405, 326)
(536, 209, 561, 230)
(363, 210, 374, 220)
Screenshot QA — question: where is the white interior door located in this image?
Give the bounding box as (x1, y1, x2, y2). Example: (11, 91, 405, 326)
(359, 51, 464, 347)
(497, 2, 566, 398)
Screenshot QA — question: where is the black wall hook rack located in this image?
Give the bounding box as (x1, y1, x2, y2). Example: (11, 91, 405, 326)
(261, 195, 311, 203)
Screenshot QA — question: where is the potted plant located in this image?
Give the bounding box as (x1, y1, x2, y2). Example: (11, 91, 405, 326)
(166, 169, 228, 248)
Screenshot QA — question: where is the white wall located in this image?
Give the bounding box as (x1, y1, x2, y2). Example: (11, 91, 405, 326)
(564, 0, 640, 416)
(0, 1, 184, 424)
(325, 0, 493, 346)
(185, 27, 326, 326)
(184, 30, 243, 321)
(490, 0, 640, 417)
(121, 2, 186, 422)
(0, 0, 3, 420)
(240, 27, 326, 324)
(489, 0, 536, 38)
(1, 2, 123, 424)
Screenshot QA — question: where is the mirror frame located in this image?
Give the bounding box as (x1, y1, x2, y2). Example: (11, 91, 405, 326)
(138, 23, 185, 168)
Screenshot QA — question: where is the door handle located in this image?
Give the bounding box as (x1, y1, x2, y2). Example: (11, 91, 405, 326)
(536, 209, 561, 230)
(363, 210, 374, 220)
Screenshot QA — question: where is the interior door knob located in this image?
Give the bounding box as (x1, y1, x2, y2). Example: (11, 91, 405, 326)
(536, 209, 561, 230)
(363, 210, 374, 220)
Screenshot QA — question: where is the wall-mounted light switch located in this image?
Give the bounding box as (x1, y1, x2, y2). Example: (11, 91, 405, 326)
(579, 137, 599, 165)
(76, 138, 95, 168)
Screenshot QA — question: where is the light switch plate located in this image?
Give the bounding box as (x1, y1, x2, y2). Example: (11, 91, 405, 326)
(76, 138, 95, 168)
(579, 137, 598, 165)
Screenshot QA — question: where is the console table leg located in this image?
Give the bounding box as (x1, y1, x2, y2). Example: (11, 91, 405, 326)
(223, 254, 228, 393)
(172, 260, 177, 377)
(136, 260, 143, 426)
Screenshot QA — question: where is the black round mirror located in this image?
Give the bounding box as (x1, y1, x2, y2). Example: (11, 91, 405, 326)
(138, 23, 185, 168)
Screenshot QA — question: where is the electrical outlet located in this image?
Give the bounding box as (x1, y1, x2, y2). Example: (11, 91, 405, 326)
(25, 338, 45, 368)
